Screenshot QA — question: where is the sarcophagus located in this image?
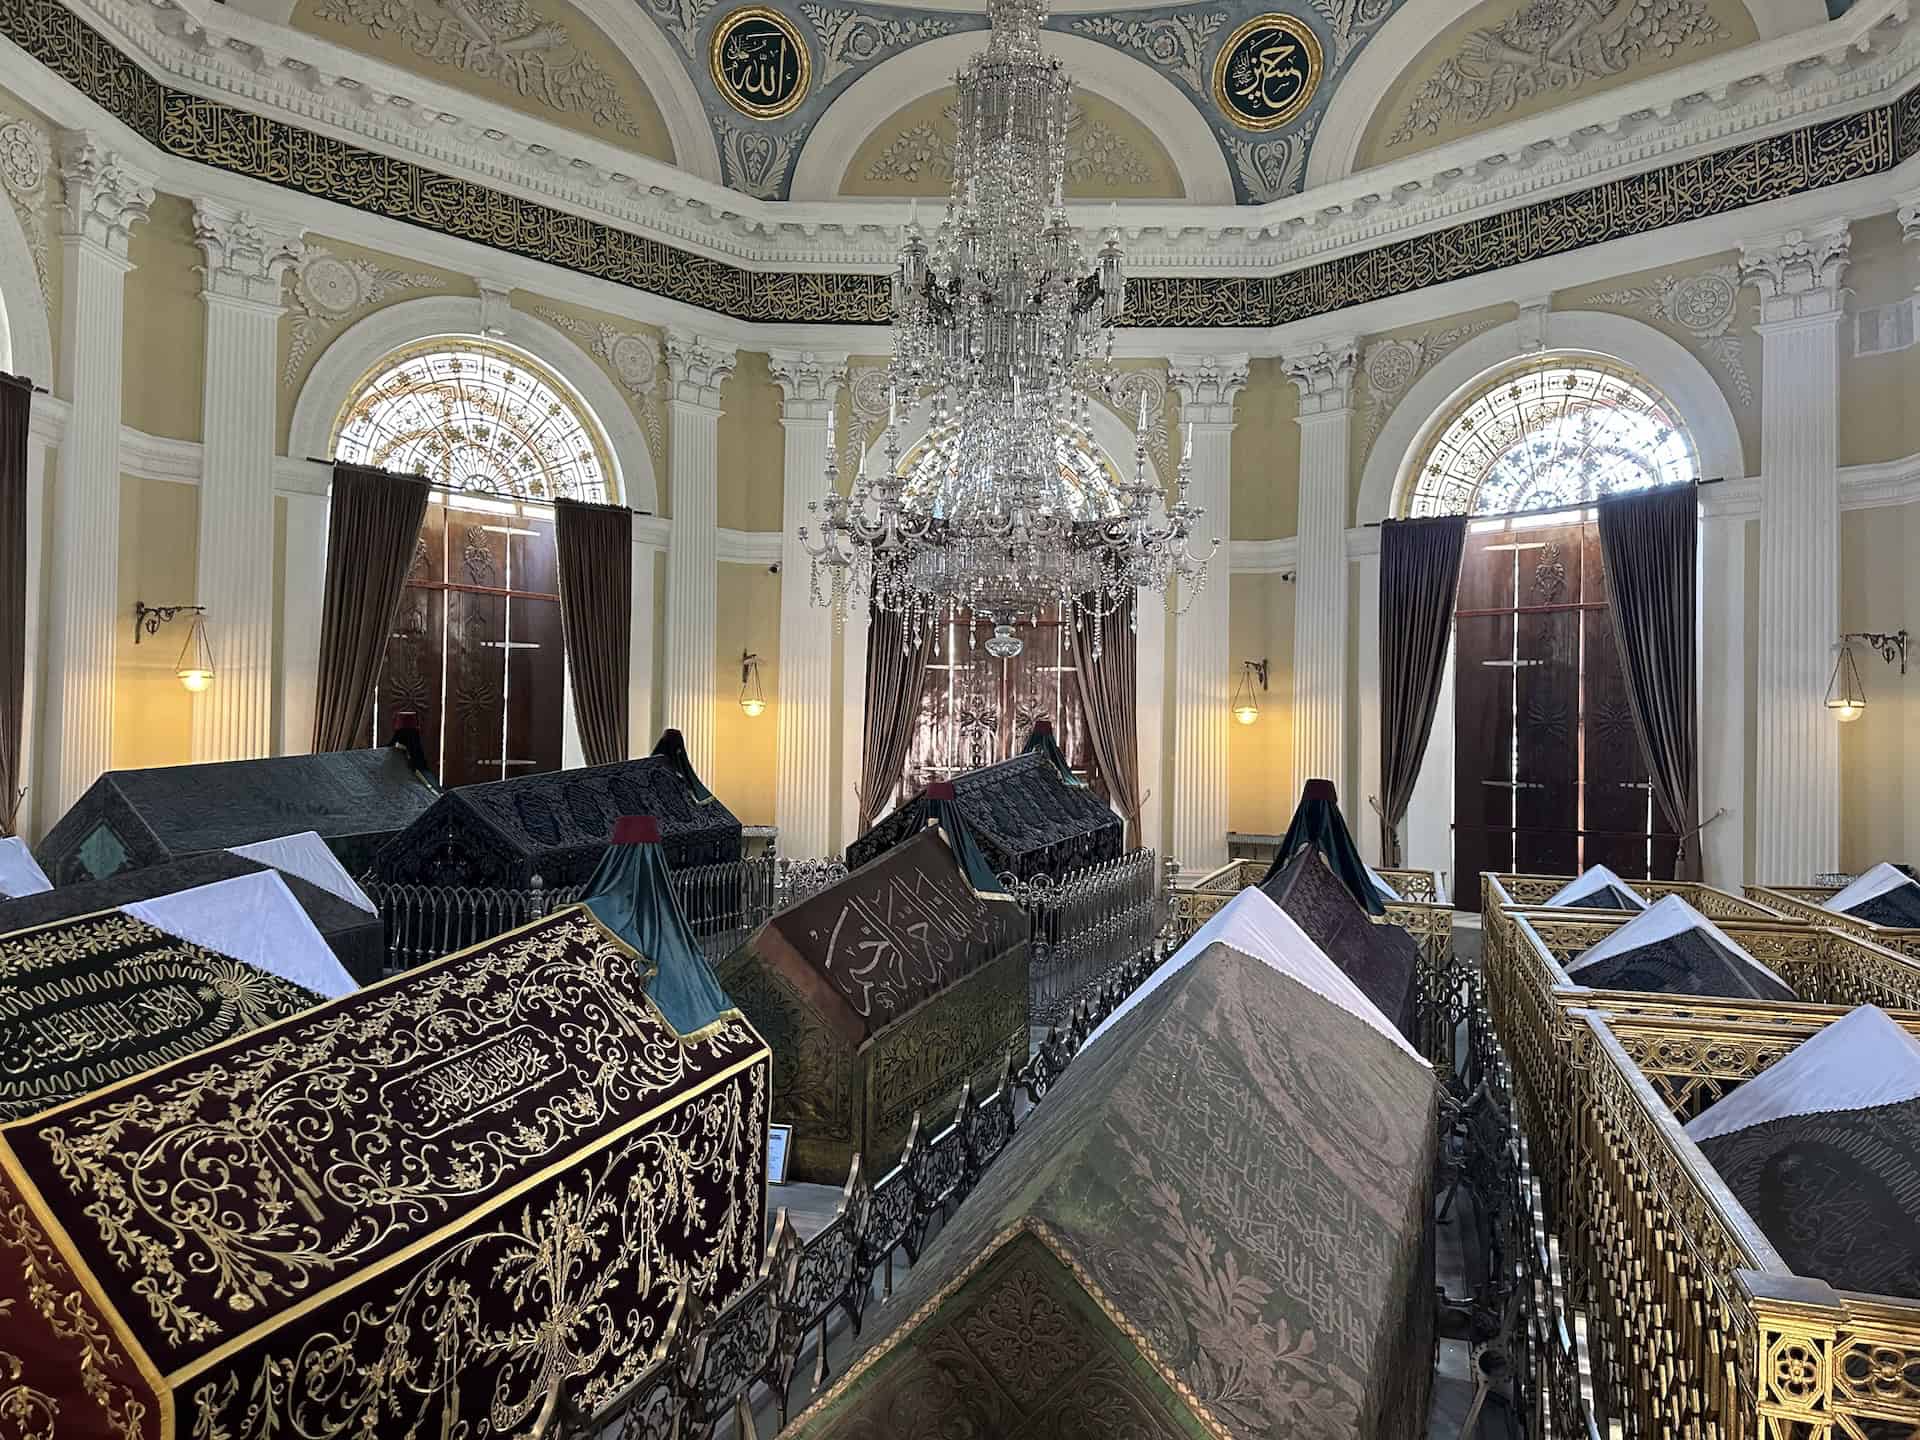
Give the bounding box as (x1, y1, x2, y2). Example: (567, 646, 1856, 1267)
(34, 746, 437, 883)
(0, 871, 342, 1122)
(371, 755, 743, 887)
(0, 905, 770, 1438)
(717, 827, 1028, 1185)
(848, 751, 1123, 880)
(1261, 848, 1423, 1042)
(788, 898, 1439, 1440)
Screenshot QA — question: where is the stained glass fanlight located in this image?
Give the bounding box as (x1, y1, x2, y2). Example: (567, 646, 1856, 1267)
(331, 339, 616, 504)
(1405, 360, 1697, 519)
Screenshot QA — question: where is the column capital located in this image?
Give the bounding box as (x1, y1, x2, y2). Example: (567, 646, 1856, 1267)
(1740, 219, 1851, 326)
(664, 329, 737, 409)
(1167, 351, 1249, 426)
(1283, 338, 1358, 418)
(767, 349, 848, 423)
(1898, 191, 1920, 247)
(56, 133, 153, 258)
(193, 200, 305, 310)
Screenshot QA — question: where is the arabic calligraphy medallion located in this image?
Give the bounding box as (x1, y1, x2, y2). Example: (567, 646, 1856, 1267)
(1213, 13, 1322, 132)
(711, 7, 810, 120)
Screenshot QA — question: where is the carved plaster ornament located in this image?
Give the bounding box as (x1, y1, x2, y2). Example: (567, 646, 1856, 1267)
(1108, 368, 1172, 474)
(638, 0, 721, 60)
(537, 308, 666, 460)
(1226, 120, 1314, 204)
(1072, 11, 1226, 94)
(312, 0, 646, 136)
(1389, 0, 1726, 148)
(1358, 318, 1502, 462)
(800, 4, 956, 86)
(0, 111, 51, 302)
(1305, 0, 1395, 67)
(283, 245, 447, 386)
(840, 363, 889, 475)
(863, 102, 1154, 191)
(715, 115, 804, 199)
(1588, 263, 1752, 407)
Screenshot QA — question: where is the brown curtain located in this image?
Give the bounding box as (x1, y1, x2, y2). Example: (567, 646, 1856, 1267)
(1378, 514, 1467, 867)
(858, 605, 931, 833)
(1598, 484, 1701, 879)
(311, 463, 431, 752)
(554, 497, 632, 766)
(0, 373, 30, 835)
(1072, 594, 1142, 849)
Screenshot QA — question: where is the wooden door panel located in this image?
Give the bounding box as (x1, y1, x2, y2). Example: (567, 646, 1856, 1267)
(1514, 607, 1578, 836)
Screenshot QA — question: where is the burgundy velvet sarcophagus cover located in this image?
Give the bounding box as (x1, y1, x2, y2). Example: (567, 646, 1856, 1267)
(0, 905, 769, 1440)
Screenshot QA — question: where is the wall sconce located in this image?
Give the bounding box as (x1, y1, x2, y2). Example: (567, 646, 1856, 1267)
(1232, 658, 1268, 726)
(1826, 629, 1908, 723)
(134, 602, 216, 693)
(738, 650, 766, 717)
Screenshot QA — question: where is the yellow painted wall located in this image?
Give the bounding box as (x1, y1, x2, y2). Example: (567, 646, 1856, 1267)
(1227, 571, 1295, 835)
(122, 193, 205, 443)
(113, 476, 199, 769)
(1353, 0, 1755, 172)
(712, 561, 781, 825)
(276, 236, 478, 454)
(839, 88, 1183, 200)
(1839, 502, 1920, 869)
(291, 0, 675, 161)
(717, 352, 784, 534)
(1229, 359, 1300, 539)
(1837, 214, 1920, 470)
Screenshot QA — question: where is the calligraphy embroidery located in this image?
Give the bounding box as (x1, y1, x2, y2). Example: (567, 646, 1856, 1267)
(710, 7, 810, 120)
(1213, 14, 1323, 132)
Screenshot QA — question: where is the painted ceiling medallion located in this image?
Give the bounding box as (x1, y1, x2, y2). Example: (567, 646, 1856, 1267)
(1213, 13, 1322, 132)
(711, 7, 811, 120)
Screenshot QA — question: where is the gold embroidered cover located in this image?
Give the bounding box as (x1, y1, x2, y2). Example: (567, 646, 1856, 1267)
(0, 905, 769, 1440)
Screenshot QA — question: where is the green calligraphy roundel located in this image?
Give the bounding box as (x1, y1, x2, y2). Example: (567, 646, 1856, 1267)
(1213, 14, 1322, 132)
(711, 7, 811, 120)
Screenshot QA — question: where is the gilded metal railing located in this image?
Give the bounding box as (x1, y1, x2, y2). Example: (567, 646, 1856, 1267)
(1749, 882, 1920, 963)
(537, 943, 1168, 1440)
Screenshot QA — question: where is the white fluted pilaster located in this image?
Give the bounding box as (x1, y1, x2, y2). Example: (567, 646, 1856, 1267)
(1741, 220, 1848, 883)
(191, 201, 304, 763)
(661, 330, 735, 774)
(768, 349, 845, 859)
(1287, 339, 1358, 797)
(1167, 353, 1247, 875)
(43, 135, 150, 822)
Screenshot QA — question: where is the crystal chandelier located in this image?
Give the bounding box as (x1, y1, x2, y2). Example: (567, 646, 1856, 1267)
(798, 0, 1215, 658)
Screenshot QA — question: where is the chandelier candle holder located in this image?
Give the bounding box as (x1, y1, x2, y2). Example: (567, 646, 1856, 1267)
(798, 0, 1215, 659)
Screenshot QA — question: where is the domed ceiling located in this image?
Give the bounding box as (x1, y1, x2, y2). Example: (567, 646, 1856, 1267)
(280, 0, 1845, 204)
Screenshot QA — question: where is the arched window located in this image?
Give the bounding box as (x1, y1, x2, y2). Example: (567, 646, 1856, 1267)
(1404, 360, 1696, 519)
(331, 339, 616, 503)
(331, 338, 614, 786)
(1410, 359, 1698, 899)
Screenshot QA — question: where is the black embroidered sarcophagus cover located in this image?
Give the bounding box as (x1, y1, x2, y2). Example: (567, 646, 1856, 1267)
(1687, 1005, 1920, 1298)
(1564, 893, 1798, 1001)
(0, 848, 386, 984)
(0, 906, 770, 1440)
(1260, 849, 1422, 1043)
(1542, 863, 1652, 911)
(847, 751, 1123, 880)
(788, 913, 1438, 1440)
(1825, 862, 1920, 928)
(371, 755, 744, 887)
(0, 881, 332, 1122)
(34, 746, 436, 884)
(717, 827, 1028, 1185)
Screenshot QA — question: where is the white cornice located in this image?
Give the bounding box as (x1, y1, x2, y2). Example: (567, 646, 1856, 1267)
(28, 0, 1919, 284)
(716, 528, 780, 566)
(1230, 537, 1300, 574)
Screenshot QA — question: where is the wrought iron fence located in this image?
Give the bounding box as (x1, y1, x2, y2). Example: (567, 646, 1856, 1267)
(537, 942, 1167, 1440)
(999, 848, 1163, 1023)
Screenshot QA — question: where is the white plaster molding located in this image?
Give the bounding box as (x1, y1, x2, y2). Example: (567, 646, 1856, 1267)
(55, 131, 152, 257)
(1358, 310, 1747, 523)
(0, 148, 52, 382)
(286, 294, 658, 511)
(1283, 337, 1359, 416)
(1229, 537, 1300, 574)
(716, 528, 782, 566)
(1838, 452, 1920, 508)
(1740, 218, 1853, 324)
(1167, 352, 1251, 424)
(767, 348, 848, 422)
(120, 427, 203, 484)
(193, 199, 304, 308)
(789, 30, 1233, 204)
(34, 0, 1907, 284)
(664, 329, 737, 410)
(633, 513, 672, 548)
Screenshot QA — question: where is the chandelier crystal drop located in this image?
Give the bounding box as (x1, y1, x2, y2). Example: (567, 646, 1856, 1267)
(797, 0, 1215, 658)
